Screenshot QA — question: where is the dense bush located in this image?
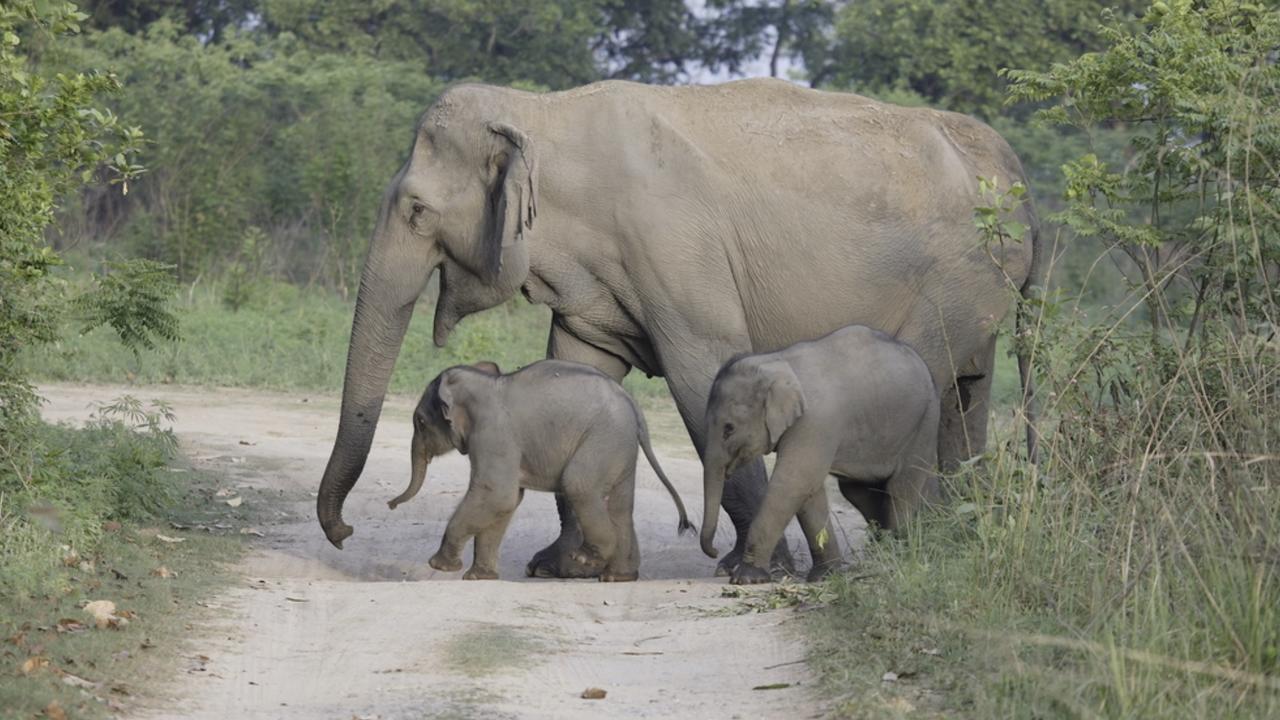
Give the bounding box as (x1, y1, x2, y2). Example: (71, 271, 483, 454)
(0, 399, 179, 595)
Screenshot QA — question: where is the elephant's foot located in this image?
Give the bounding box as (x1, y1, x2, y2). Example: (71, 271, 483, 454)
(600, 570, 638, 583)
(716, 540, 795, 577)
(525, 532, 584, 578)
(714, 546, 742, 577)
(567, 545, 608, 572)
(729, 563, 773, 585)
(428, 551, 463, 572)
(463, 566, 499, 581)
(806, 560, 842, 583)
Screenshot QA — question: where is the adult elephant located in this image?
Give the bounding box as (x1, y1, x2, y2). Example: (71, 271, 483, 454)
(316, 78, 1041, 577)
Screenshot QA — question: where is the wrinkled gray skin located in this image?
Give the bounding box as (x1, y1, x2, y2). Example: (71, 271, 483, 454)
(316, 78, 1041, 579)
(701, 326, 940, 585)
(392, 360, 694, 582)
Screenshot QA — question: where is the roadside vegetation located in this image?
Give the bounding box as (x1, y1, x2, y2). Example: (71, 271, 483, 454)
(808, 3, 1280, 717)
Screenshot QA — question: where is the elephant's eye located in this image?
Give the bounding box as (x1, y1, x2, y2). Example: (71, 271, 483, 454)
(410, 202, 427, 219)
(723, 423, 735, 439)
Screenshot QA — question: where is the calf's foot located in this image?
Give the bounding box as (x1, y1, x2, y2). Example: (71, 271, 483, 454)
(428, 551, 463, 573)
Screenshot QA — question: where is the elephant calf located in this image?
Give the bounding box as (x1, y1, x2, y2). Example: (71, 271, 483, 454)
(392, 360, 693, 582)
(700, 325, 940, 585)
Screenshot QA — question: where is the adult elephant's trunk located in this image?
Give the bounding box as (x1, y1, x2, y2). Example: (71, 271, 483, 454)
(700, 449, 727, 558)
(317, 287, 415, 548)
(316, 207, 438, 548)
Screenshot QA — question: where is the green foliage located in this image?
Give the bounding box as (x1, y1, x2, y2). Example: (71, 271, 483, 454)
(1008, 0, 1280, 339)
(75, 259, 180, 352)
(55, 25, 440, 290)
(811, 3, 1280, 716)
(823, 0, 1147, 118)
(0, 401, 179, 593)
(1, 0, 167, 433)
(261, 0, 603, 88)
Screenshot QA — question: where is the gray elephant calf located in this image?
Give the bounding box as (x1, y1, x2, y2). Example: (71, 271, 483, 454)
(392, 360, 693, 581)
(700, 326, 940, 585)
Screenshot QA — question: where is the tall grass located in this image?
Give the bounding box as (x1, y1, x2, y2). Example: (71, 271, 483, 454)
(809, 257, 1279, 718)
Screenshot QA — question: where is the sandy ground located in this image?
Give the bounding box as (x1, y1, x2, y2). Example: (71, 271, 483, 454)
(40, 383, 867, 720)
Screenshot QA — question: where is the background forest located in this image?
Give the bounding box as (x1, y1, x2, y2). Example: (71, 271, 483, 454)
(2, 1, 1277, 718)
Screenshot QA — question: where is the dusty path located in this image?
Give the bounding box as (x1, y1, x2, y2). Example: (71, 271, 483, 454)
(41, 383, 865, 719)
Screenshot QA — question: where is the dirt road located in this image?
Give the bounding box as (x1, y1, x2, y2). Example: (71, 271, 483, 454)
(41, 383, 865, 719)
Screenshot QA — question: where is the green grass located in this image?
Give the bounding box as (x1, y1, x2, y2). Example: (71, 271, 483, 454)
(24, 279, 676, 400)
(24, 278, 1025, 413)
(0, 409, 245, 719)
(805, 336, 1280, 718)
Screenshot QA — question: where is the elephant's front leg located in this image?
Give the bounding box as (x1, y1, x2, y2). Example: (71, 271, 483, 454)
(466, 488, 523, 580)
(431, 471, 517, 573)
(527, 321, 630, 578)
(733, 450, 827, 585)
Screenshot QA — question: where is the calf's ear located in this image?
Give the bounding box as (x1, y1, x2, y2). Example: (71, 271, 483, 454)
(762, 362, 806, 449)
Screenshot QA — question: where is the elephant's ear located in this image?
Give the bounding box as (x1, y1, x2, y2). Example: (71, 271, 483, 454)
(472, 361, 500, 375)
(763, 362, 806, 449)
(481, 122, 537, 285)
(436, 372, 472, 454)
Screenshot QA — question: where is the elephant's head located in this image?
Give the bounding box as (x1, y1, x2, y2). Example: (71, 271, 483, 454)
(699, 358, 805, 558)
(388, 362, 500, 511)
(317, 86, 538, 548)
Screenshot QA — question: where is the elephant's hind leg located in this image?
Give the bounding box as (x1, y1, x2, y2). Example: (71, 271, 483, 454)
(938, 336, 995, 471)
(837, 479, 889, 533)
(883, 434, 941, 532)
(600, 473, 639, 583)
(525, 493, 585, 578)
(528, 321, 627, 578)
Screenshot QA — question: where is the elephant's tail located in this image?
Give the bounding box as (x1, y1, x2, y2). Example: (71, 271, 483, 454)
(1017, 200, 1045, 465)
(630, 399, 695, 536)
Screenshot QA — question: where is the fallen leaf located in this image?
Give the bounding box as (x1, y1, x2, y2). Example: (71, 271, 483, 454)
(101, 521, 121, 533)
(239, 527, 265, 537)
(43, 700, 67, 720)
(55, 619, 86, 634)
(169, 521, 191, 529)
(61, 549, 80, 567)
(155, 534, 185, 543)
(214, 487, 235, 497)
(284, 597, 309, 603)
(151, 566, 173, 578)
(881, 671, 899, 683)
(752, 683, 792, 691)
(580, 687, 607, 700)
(84, 600, 116, 623)
(60, 671, 98, 690)
(21, 656, 49, 674)
(83, 600, 129, 629)
(225, 497, 243, 508)
(919, 647, 941, 656)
